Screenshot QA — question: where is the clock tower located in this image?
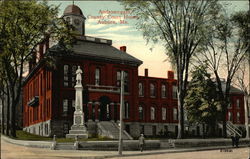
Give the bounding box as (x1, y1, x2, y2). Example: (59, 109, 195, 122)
(63, 4, 86, 35)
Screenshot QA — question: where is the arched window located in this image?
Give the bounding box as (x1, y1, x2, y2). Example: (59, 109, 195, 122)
(173, 85, 177, 99)
(237, 112, 240, 122)
(124, 101, 129, 119)
(124, 71, 129, 92)
(151, 106, 155, 120)
(71, 65, 77, 87)
(162, 107, 166, 120)
(116, 71, 121, 86)
(173, 108, 178, 120)
(95, 68, 100, 85)
(139, 105, 144, 120)
(236, 99, 240, 108)
(228, 112, 233, 121)
(63, 65, 69, 87)
(150, 83, 156, 97)
(63, 99, 68, 116)
(139, 82, 144, 97)
(161, 84, 167, 98)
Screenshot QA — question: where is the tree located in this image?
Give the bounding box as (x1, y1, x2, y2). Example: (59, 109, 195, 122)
(195, 10, 249, 137)
(0, 0, 73, 137)
(235, 61, 249, 138)
(184, 65, 221, 137)
(121, 0, 221, 138)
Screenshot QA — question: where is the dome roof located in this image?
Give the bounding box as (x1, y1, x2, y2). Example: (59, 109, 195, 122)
(63, 5, 85, 17)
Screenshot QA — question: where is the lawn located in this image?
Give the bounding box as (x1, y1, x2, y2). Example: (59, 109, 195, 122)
(10, 130, 114, 143)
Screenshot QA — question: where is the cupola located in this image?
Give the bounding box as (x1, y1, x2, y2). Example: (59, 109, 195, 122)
(62, 4, 86, 35)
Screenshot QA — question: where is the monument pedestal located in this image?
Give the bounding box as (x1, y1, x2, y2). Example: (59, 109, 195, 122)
(66, 111, 88, 139)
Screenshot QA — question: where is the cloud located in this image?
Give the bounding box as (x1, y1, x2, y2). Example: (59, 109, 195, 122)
(85, 23, 106, 30)
(98, 25, 133, 33)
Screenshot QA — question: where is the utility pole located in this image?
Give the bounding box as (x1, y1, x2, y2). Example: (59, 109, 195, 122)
(118, 71, 124, 155)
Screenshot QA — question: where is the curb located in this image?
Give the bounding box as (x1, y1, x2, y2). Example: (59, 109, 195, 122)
(1, 135, 52, 149)
(103, 145, 250, 159)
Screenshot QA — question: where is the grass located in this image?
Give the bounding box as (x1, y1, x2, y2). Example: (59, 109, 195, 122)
(11, 130, 115, 143)
(15, 130, 52, 141)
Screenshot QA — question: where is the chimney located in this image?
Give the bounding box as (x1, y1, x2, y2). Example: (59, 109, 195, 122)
(168, 71, 174, 79)
(120, 46, 126, 52)
(145, 69, 148, 77)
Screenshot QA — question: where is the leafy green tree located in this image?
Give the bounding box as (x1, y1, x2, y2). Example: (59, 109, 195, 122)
(195, 9, 249, 137)
(121, 0, 221, 138)
(0, 0, 73, 137)
(185, 65, 221, 137)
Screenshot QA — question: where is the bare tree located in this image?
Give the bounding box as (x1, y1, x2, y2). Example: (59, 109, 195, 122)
(195, 11, 248, 137)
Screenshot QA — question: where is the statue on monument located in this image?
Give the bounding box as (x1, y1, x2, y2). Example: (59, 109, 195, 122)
(76, 66, 82, 85)
(66, 65, 88, 139)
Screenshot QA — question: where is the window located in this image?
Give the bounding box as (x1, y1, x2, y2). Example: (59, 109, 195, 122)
(124, 71, 129, 92)
(236, 99, 240, 108)
(152, 125, 157, 136)
(140, 125, 144, 134)
(173, 85, 177, 99)
(237, 112, 240, 122)
(45, 123, 48, 135)
(228, 102, 232, 108)
(117, 71, 129, 92)
(63, 99, 68, 115)
(150, 83, 156, 97)
(139, 105, 144, 120)
(151, 106, 155, 120)
(116, 71, 121, 86)
(72, 65, 77, 87)
(63, 123, 69, 135)
(95, 68, 100, 85)
(64, 65, 69, 87)
(124, 102, 129, 119)
(228, 112, 233, 121)
(138, 82, 144, 97)
(161, 84, 167, 98)
(173, 108, 178, 120)
(162, 107, 166, 120)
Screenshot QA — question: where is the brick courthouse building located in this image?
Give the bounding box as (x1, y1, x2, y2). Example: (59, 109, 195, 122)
(22, 4, 245, 138)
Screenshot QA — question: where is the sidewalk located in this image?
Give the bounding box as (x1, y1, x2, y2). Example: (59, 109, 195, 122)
(1, 135, 250, 159)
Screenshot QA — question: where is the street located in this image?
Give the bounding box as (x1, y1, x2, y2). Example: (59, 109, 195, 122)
(1, 137, 250, 159)
(111, 148, 250, 159)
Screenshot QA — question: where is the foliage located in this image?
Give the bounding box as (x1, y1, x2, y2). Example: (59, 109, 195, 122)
(194, 9, 249, 137)
(0, 0, 73, 137)
(121, 0, 221, 138)
(184, 65, 221, 132)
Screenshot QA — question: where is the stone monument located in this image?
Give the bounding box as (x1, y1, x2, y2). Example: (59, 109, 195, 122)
(66, 66, 88, 139)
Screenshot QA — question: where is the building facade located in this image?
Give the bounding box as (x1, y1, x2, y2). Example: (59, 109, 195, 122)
(22, 4, 245, 138)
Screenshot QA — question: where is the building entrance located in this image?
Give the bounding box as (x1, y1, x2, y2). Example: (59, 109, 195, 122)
(99, 96, 111, 121)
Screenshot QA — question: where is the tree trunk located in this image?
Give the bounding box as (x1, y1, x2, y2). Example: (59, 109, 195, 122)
(222, 103, 227, 138)
(6, 88, 10, 136)
(244, 95, 249, 138)
(10, 99, 17, 137)
(1, 96, 5, 134)
(202, 123, 205, 138)
(177, 91, 184, 139)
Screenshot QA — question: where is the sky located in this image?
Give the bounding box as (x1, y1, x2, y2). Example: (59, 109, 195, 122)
(48, 0, 249, 79)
